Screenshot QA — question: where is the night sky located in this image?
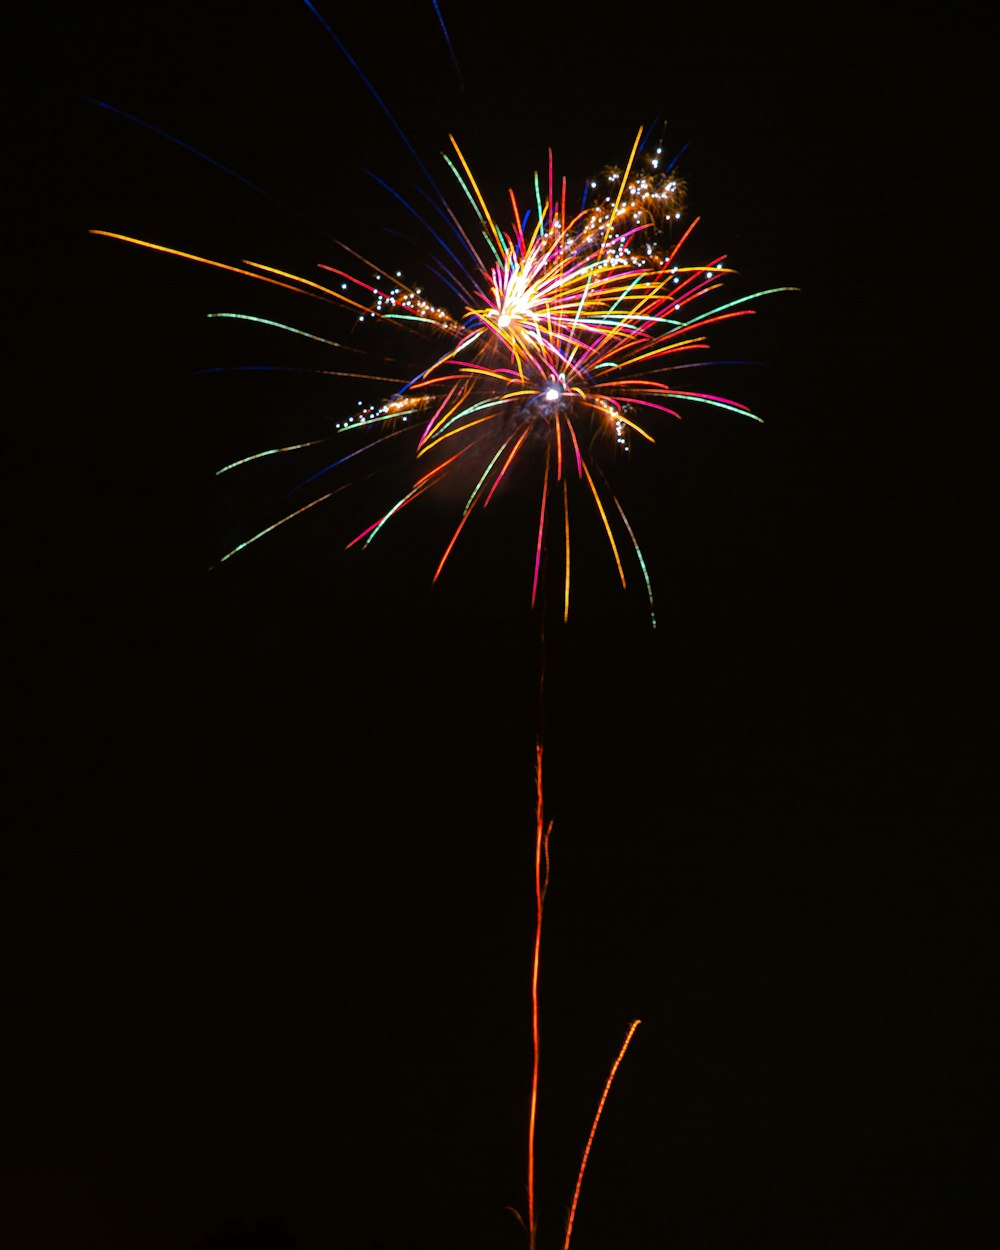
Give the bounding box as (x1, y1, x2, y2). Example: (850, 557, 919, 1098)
(10, 4, 992, 1248)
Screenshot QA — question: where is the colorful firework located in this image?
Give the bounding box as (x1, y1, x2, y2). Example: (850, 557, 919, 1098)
(93, 126, 789, 625)
(88, 4, 798, 1246)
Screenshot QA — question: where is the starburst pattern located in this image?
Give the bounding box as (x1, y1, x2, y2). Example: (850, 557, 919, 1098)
(94, 127, 789, 624)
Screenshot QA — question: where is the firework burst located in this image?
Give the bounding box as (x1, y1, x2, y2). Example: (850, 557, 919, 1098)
(94, 125, 788, 625)
(89, 12, 795, 1238)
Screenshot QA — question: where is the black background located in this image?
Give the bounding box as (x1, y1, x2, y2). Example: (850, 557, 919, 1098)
(9, 3, 992, 1248)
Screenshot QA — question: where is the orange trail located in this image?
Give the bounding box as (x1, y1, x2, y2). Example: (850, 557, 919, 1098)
(562, 479, 570, 624)
(527, 739, 551, 1250)
(563, 1019, 642, 1250)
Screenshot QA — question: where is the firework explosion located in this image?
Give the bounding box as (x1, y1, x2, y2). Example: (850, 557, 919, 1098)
(94, 126, 786, 624)
(88, 10, 801, 1225)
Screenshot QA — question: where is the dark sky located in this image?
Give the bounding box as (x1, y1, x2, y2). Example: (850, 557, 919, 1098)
(9, 4, 991, 1249)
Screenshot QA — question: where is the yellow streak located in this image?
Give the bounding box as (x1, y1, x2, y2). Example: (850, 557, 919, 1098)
(582, 460, 626, 588)
(90, 232, 336, 302)
(600, 406, 655, 444)
(244, 260, 369, 311)
(599, 127, 644, 254)
(449, 136, 505, 254)
(418, 411, 499, 455)
(619, 336, 709, 366)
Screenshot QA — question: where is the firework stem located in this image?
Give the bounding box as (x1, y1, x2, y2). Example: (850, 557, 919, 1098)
(527, 739, 552, 1250)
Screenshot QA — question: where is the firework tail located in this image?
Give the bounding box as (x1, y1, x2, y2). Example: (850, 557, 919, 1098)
(527, 740, 552, 1249)
(563, 1019, 642, 1250)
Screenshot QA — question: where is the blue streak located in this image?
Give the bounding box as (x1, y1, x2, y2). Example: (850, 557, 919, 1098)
(300, 1, 441, 194)
(83, 97, 290, 210)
